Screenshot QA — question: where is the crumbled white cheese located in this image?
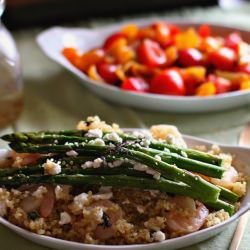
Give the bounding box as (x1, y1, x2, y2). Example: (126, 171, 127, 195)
(103, 132, 122, 143)
(154, 155, 161, 161)
(85, 129, 103, 138)
(59, 212, 71, 225)
(81, 158, 103, 169)
(32, 186, 47, 199)
(134, 163, 148, 171)
(73, 192, 89, 210)
(55, 185, 71, 201)
(108, 159, 123, 168)
(92, 192, 113, 200)
(152, 231, 166, 242)
(81, 161, 93, 169)
(66, 150, 78, 157)
(0, 201, 7, 216)
(43, 159, 61, 175)
(132, 130, 153, 140)
(88, 138, 105, 146)
(134, 163, 161, 179)
(93, 158, 103, 168)
(96, 207, 104, 220)
(140, 138, 151, 147)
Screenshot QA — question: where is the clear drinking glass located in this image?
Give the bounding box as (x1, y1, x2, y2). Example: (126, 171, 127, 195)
(0, 0, 23, 129)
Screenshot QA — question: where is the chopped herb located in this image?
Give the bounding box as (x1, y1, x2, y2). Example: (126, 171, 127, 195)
(28, 211, 40, 220)
(101, 212, 112, 228)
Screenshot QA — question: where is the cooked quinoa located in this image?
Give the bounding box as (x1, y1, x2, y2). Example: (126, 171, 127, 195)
(0, 116, 247, 245)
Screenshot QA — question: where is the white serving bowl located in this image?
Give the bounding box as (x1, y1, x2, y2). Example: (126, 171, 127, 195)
(0, 133, 249, 250)
(37, 19, 250, 113)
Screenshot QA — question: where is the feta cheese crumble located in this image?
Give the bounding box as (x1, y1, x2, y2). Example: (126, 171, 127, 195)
(43, 159, 61, 175)
(85, 129, 103, 138)
(59, 212, 71, 225)
(73, 192, 89, 210)
(66, 150, 78, 157)
(88, 138, 105, 146)
(103, 132, 122, 143)
(152, 231, 166, 242)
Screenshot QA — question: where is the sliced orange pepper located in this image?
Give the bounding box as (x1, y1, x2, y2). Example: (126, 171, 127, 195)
(62, 47, 81, 67)
(240, 80, 250, 90)
(137, 27, 155, 40)
(184, 66, 206, 82)
(87, 65, 103, 82)
(195, 82, 216, 96)
(165, 46, 178, 66)
(175, 28, 201, 50)
(200, 37, 222, 52)
(121, 24, 139, 41)
(77, 49, 104, 72)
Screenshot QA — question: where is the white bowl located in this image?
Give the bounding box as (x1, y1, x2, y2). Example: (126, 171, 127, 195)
(0, 133, 249, 250)
(37, 19, 250, 113)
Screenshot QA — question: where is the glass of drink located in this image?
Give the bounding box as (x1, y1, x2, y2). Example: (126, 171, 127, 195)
(0, 0, 23, 130)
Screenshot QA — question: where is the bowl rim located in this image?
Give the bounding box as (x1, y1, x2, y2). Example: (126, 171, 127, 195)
(0, 132, 249, 249)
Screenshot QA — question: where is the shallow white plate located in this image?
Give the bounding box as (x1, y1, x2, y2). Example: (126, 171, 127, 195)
(37, 19, 250, 113)
(0, 133, 249, 250)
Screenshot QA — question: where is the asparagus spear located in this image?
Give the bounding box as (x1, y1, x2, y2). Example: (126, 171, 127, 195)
(0, 173, 234, 215)
(132, 147, 225, 178)
(2, 131, 223, 166)
(9, 142, 220, 202)
(206, 199, 235, 215)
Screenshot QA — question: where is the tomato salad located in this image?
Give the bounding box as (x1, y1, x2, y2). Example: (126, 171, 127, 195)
(62, 23, 250, 96)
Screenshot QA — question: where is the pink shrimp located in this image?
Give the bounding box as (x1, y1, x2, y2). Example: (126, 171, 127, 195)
(92, 200, 123, 240)
(210, 166, 238, 189)
(20, 185, 55, 218)
(11, 152, 42, 167)
(165, 196, 209, 235)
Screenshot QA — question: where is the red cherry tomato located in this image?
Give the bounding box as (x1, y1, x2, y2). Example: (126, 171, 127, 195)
(225, 32, 242, 50)
(208, 74, 231, 94)
(121, 77, 149, 92)
(236, 63, 250, 74)
(167, 23, 181, 36)
(103, 33, 126, 50)
(138, 39, 167, 68)
(150, 69, 186, 95)
(198, 24, 211, 38)
(97, 62, 119, 84)
(179, 48, 204, 67)
(208, 47, 236, 71)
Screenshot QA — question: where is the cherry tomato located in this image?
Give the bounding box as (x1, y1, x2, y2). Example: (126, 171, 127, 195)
(138, 39, 167, 68)
(236, 63, 250, 74)
(198, 24, 211, 38)
(208, 74, 231, 94)
(97, 62, 119, 84)
(152, 22, 170, 45)
(179, 48, 204, 67)
(166, 23, 181, 36)
(121, 77, 149, 92)
(103, 33, 126, 50)
(208, 47, 236, 70)
(150, 69, 186, 95)
(225, 32, 242, 51)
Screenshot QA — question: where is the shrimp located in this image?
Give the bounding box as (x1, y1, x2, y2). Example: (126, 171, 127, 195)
(91, 200, 123, 240)
(209, 166, 238, 189)
(20, 185, 55, 218)
(165, 196, 209, 235)
(11, 152, 42, 168)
